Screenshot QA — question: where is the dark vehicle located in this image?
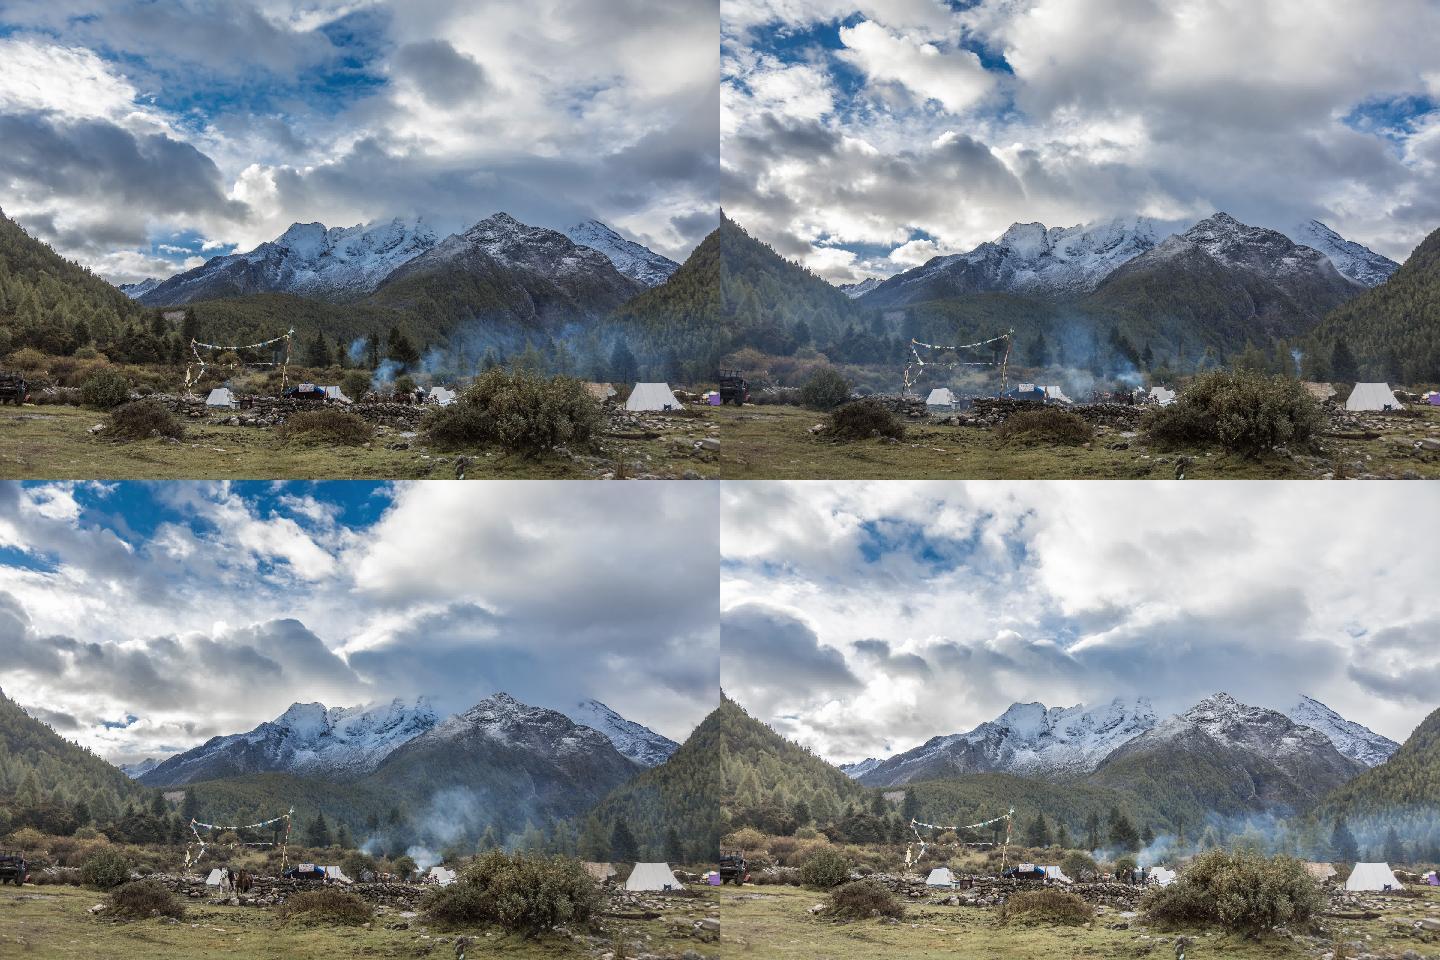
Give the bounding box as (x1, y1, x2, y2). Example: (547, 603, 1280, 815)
(718, 853, 749, 885)
(0, 372, 28, 406)
(0, 852, 28, 886)
(1001, 865, 1046, 880)
(717, 370, 749, 406)
(283, 383, 327, 401)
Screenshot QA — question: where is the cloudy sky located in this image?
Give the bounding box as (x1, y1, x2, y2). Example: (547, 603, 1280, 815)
(0, 0, 718, 283)
(722, 0, 1440, 282)
(722, 481, 1440, 763)
(0, 481, 718, 764)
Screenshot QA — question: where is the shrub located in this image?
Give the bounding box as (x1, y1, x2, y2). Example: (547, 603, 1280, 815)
(722, 827, 769, 852)
(7, 347, 49, 372)
(825, 880, 904, 920)
(277, 888, 373, 926)
(394, 374, 417, 396)
(276, 409, 373, 446)
(1141, 850, 1322, 936)
(994, 408, 1094, 446)
(822, 399, 906, 442)
(341, 370, 372, 401)
(104, 400, 185, 442)
(1113, 854, 1138, 877)
(1000, 889, 1093, 926)
(1060, 851, 1098, 881)
(80, 369, 133, 410)
(799, 367, 852, 411)
(105, 879, 185, 920)
(799, 848, 853, 890)
(80, 848, 132, 890)
(1142, 371, 1323, 457)
(421, 850, 599, 937)
(422, 368, 603, 457)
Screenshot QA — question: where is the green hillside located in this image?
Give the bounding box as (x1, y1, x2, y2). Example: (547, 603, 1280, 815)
(904, 773, 1170, 844)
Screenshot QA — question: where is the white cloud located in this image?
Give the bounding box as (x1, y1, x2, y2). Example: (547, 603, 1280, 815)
(837, 20, 993, 114)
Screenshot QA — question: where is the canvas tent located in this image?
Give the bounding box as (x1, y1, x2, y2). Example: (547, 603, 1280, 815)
(583, 862, 617, 883)
(205, 868, 227, 886)
(925, 388, 957, 409)
(427, 865, 457, 886)
(625, 862, 684, 892)
(625, 383, 684, 412)
(1043, 385, 1073, 403)
(428, 386, 456, 406)
(585, 382, 617, 402)
(206, 387, 238, 409)
(1149, 386, 1177, 406)
(1041, 866, 1072, 883)
(1149, 867, 1177, 887)
(324, 385, 352, 404)
(1346, 382, 1402, 412)
(925, 867, 955, 886)
(1304, 862, 1337, 882)
(323, 865, 353, 884)
(1345, 862, 1402, 891)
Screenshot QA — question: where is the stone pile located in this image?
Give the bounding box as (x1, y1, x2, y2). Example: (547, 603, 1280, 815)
(864, 872, 1149, 910)
(147, 872, 435, 908)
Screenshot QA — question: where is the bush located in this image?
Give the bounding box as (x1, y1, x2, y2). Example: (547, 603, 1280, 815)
(341, 370, 372, 402)
(7, 347, 49, 372)
(105, 879, 185, 920)
(722, 827, 769, 852)
(1060, 851, 1098, 881)
(80, 369, 133, 410)
(277, 888, 373, 926)
(394, 374, 417, 396)
(822, 399, 906, 442)
(1113, 854, 1138, 877)
(1000, 889, 1093, 926)
(994, 408, 1094, 446)
(1142, 371, 1323, 457)
(276, 409, 373, 446)
(1141, 850, 1322, 936)
(825, 879, 905, 920)
(104, 400, 185, 442)
(800, 367, 852, 411)
(80, 848, 132, 890)
(800, 848, 853, 890)
(421, 850, 600, 936)
(422, 368, 603, 457)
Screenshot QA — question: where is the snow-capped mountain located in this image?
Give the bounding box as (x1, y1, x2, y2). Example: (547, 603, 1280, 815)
(118, 277, 162, 300)
(839, 277, 881, 299)
(119, 757, 162, 779)
(860, 217, 1161, 306)
(1284, 220, 1399, 288)
(847, 698, 1159, 786)
(564, 219, 679, 287)
(138, 697, 440, 786)
(132, 217, 441, 306)
(1153, 213, 1361, 286)
(1286, 695, 1399, 768)
(562, 699, 679, 767)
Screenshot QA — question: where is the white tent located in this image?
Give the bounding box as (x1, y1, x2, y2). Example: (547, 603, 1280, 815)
(1043, 386, 1073, 403)
(323, 385, 352, 404)
(625, 862, 684, 892)
(323, 865, 353, 884)
(1304, 862, 1336, 882)
(1346, 862, 1402, 891)
(428, 386, 456, 406)
(625, 383, 685, 412)
(925, 867, 955, 886)
(1346, 382, 1402, 412)
(1149, 867, 1177, 887)
(1149, 386, 1177, 406)
(205, 868, 226, 886)
(206, 387, 238, 409)
(585, 382, 617, 402)
(1042, 866, 1072, 883)
(925, 388, 956, 408)
(427, 865, 457, 886)
(583, 862, 617, 882)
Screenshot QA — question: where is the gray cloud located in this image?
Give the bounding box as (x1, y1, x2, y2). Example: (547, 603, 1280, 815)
(392, 39, 487, 105)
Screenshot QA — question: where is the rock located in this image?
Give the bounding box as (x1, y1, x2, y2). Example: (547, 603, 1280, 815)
(808, 423, 825, 434)
(699, 437, 720, 452)
(88, 903, 106, 914)
(808, 903, 825, 914)
(88, 423, 105, 434)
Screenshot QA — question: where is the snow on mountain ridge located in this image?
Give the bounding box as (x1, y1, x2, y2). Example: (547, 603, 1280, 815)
(561, 699, 679, 767)
(564, 219, 679, 287)
(1285, 695, 1399, 767)
(1284, 220, 1399, 288)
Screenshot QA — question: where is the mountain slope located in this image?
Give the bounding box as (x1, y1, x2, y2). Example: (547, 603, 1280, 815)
(1316, 706, 1440, 821)
(139, 698, 440, 787)
(1089, 693, 1364, 825)
(1286, 696, 1399, 768)
(861, 217, 1161, 307)
(1, 687, 149, 810)
(1312, 224, 1440, 383)
(562, 700, 678, 767)
(564, 220, 679, 287)
(135, 218, 440, 306)
(366, 693, 641, 842)
(848, 698, 1158, 786)
(1285, 220, 1399, 288)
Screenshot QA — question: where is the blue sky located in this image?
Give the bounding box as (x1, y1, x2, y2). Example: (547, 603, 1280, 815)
(0, 481, 718, 762)
(720, 481, 1440, 761)
(0, 0, 718, 282)
(722, 0, 1440, 282)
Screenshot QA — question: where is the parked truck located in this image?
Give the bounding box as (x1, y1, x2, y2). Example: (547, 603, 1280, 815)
(718, 852, 749, 885)
(0, 371, 29, 405)
(717, 370, 749, 406)
(0, 852, 29, 885)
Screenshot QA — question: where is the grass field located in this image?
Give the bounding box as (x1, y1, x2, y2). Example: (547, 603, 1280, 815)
(713, 404, 1440, 480)
(718, 882, 1440, 960)
(0, 883, 730, 960)
(0, 405, 721, 480)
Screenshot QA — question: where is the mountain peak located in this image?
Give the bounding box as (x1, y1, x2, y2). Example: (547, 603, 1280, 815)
(563, 219, 679, 287)
(1285, 695, 1399, 767)
(562, 698, 679, 767)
